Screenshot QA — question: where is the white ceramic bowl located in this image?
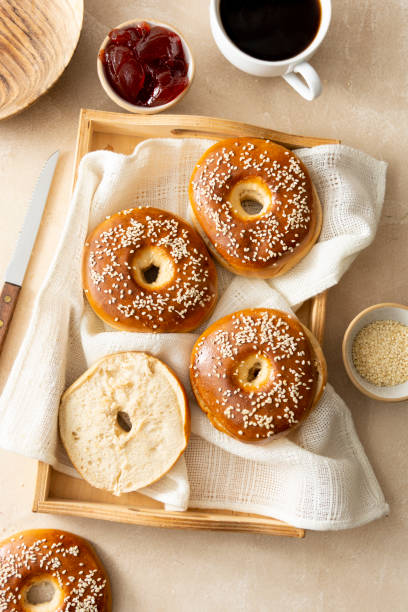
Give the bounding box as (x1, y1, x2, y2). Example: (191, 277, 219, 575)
(97, 19, 194, 115)
(342, 303, 408, 402)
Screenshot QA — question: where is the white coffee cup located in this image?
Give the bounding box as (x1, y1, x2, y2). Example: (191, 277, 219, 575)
(210, 0, 331, 101)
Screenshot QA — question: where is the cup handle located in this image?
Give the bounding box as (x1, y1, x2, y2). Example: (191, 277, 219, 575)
(283, 61, 322, 101)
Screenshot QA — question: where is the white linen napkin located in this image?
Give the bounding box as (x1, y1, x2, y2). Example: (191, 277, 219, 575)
(0, 137, 388, 529)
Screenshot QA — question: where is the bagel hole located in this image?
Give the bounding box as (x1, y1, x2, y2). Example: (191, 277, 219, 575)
(132, 246, 175, 290)
(230, 179, 271, 220)
(26, 580, 56, 605)
(240, 199, 263, 215)
(247, 362, 262, 382)
(117, 411, 132, 432)
(142, 263, 160, 284)
(236, 354, 272, 390)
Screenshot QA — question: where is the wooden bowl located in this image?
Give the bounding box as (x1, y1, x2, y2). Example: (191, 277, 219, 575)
(342, 302, 408, 402)
(0, 0, 83, 120)
(97, 19, 195, 115)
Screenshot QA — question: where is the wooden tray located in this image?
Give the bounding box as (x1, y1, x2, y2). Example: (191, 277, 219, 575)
(33, 110, 339, 537)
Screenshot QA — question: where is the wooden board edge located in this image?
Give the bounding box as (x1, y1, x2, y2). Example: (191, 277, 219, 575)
(310, 291, 328, 344)
(33, 496, 304, 537)
(34, 463, 304, 537)
(72, 108, 95, 187)
(79, 109, 340, 148)
(33, 461, 52, 512)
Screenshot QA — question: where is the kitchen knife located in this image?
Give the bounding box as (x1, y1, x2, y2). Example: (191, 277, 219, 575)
(0, 150, 59, 355)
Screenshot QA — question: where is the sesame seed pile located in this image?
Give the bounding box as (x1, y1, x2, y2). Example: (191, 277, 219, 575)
(84, 207, 216, 332)
(0, 531, 108, 611)
(352, 319, 408, 386)
(190, 309, 318, 440)
(191, 138, 314, 269)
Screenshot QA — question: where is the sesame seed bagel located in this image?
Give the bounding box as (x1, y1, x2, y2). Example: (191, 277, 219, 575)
(190, 308, 327, 442)
(59, 352, 190, 495)
(0, 529, 111, 611)
(83, 207, 218, 333)
(189, 137, 322, 278)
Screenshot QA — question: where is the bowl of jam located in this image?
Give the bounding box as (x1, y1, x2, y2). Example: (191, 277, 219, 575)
(97, 19, 194, 114)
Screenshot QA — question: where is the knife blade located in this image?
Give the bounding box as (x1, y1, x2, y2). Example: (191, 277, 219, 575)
(0, 150, 59, 354)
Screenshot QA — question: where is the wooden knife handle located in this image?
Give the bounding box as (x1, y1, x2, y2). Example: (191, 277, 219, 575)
(0, 282, 21, 355)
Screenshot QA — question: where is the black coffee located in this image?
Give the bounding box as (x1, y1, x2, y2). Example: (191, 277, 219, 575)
(220, 0, 321, 62)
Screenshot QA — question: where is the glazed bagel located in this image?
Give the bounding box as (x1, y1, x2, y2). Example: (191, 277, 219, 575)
(59, 352, 190, 495)
(190, 308, 327, 442)
(0, 529, 111, 611)
(189, 137, 322, 278)
(83, 207, 217, 333)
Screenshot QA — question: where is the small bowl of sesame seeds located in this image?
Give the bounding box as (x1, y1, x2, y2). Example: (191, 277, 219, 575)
(342, 302, 408, 402)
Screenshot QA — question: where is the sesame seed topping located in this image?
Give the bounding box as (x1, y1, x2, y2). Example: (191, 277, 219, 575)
(0, 531, 109, 610)
(84, 208, 216, 332)
(191, 138, 314, 271)
(191, 309, 318, 440)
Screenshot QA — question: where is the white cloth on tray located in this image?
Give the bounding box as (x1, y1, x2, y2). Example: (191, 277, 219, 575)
(0, 137, 388, 529)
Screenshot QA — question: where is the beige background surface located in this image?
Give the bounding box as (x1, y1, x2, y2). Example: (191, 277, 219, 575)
(0, 0, 407, 610)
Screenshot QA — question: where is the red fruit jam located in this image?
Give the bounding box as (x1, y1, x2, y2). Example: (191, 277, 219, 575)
(100, 22, 190, 107)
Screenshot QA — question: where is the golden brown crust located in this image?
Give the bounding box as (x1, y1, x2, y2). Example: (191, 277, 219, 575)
(83, 207, 218, 333)
(0, 528, 112, 611)
(189, 137, 322, 278)
(190, 308, 327, 442)
(59, 351, 190, 495)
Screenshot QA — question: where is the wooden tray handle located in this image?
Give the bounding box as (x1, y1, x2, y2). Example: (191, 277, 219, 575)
(0, 282, 21, 355)
(309, 291, 327, 344)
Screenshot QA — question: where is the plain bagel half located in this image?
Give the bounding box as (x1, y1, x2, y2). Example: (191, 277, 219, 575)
(59, 351, 190, 495)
